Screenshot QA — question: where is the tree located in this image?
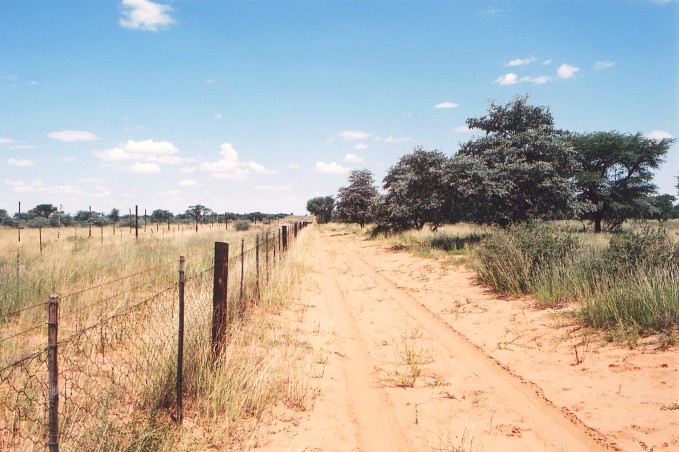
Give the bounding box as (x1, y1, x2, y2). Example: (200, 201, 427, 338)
(306, 196, 335, 223)
(186, 204, 212, 231)
(29, 204, 57, 219)
(381, 147, 451, 231)
(334, 169, 379, 227)
(108, 208, 120, 223)
(150, 209, 173, 223)
(570, 131, 673, 232)
(648, 194, 676, 223)
(449, 95, 579, 226)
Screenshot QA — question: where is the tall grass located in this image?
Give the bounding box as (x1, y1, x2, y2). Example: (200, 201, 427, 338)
(474, 222, 679, 334)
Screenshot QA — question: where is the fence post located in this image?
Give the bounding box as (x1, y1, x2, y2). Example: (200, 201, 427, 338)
(239, 238, 245, 314)
(265, 231, 270, 283)
(177, 256, 185, 424)
(255, 234, 261, 303)
(47, 294, 59, 452)
(135, 205, 139, 240)
(282, 225, 288, 252)
(212, 242, 229, 357)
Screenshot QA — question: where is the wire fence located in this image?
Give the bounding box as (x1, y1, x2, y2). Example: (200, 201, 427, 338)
(0, 221, 309, 450)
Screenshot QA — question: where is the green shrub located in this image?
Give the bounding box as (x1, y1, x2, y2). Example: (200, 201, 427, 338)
(234, 220, 251, 231)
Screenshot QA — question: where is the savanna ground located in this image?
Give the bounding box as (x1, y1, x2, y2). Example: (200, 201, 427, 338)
(1, 221, 677, 450)
(252, 224, 678, 451)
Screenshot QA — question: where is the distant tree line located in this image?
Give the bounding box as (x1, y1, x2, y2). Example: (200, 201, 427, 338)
(0, 204, 290, 229)
(308, 95, 678, 232)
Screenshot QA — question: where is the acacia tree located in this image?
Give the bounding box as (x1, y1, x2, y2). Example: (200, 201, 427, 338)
(29, 204, 57, 219)
(334, 169, 379, 227)
(449, 95, 579, 226)
(381, 147, 451, 231)
(570, 131, 673, 232)
(306, 196, 334, 223)
(186, 204, 212, 231)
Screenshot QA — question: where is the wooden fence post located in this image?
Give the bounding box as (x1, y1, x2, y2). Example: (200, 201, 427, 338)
(255, 234, 260, 303)
(282, 225, 288, 251)
(239, 238, 245, 314)
(135, 205, 139, 240)
(177, 256, 185, 424)
(47, 294, 59, 452)
(212, 242, 229, 357)
(265, 231, 270, 283)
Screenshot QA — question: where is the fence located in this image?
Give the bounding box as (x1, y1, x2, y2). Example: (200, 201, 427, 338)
(0, 221, 309, 450)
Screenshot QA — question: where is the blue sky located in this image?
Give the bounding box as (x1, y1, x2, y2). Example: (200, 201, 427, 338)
(1, 0, 677, 216)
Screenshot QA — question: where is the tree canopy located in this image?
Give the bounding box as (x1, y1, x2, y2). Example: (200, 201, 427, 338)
(334, 170, 379, 227)
(306, 196, 335, 223)
(449, 95, 579, 226)
(381, 147, 450, 231)
(570, 131, 673, 232)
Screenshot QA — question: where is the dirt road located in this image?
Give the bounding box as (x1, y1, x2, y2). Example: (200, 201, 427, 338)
(256, 227, 678, 451)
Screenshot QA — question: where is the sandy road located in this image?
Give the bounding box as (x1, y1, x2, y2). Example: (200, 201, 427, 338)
(259, 228, 613, 451)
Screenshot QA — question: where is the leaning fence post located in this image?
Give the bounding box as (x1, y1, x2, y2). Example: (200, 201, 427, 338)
(177, 256, 185, 424)
(212, 242, 229, 357)
(47, 294, 59, 452)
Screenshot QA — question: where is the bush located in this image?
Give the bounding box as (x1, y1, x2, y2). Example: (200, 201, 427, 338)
(234, 220, 251, 231)
(474, 222, 580, 297)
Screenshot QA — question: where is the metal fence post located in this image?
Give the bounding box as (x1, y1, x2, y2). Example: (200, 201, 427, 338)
(47, 294, 59, 452)
(212, 242, 229, 357)
(177, 256, 185, 424)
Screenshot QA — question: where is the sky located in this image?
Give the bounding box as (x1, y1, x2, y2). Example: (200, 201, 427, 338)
(1, 0, 678, 216)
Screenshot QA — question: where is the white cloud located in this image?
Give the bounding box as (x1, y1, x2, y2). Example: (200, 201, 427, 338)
(119, 0, 175, 31)
(199, 143, 273, 180)
(354, 143, 368, 151)
(4, 179, 99, 197)
(0, 137, 15, 144)
(505, 57, 537, 67)
(557, 63, 580, 79)
(47, 130, 98, 142)
(594, 60, 616, 71)
(646, 130, 674, 140)
(374, 135, 411, 144)
(253, 184, 292, 192)
(288, 163, 300, 169)
(434, 101, 459, 109)
(493, 72, 519, 85)
(314, 161, 349, 174)
(214, 113, 223, 120)
(521, 75, 552, 85)
(130, 162, 160, 173)
(8, 158, 34, 167)
(344, 153, 364, 163)
(205, 79, 215, 85)
(179, 179, 197, 186)
(542, 59, 552, 65)
(95, 139, 181, 165)
(337, 130, 371, 141)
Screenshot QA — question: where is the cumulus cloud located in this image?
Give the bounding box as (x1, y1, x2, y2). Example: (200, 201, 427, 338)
(8, 158, 34, 167)
(344, 153, 364, 163)
(179, 179, 197, 186)
(374, 135, 411, 144)
(95, 139, 182, 166)
(131, 162, 160, 173)
(337, 130, 371, 141)
(505, 57, 537, 67)
(0, 137, 16, 144)
(557, 64, 580, 79)
(354, 143, 368, 151)
(288, 163, 300, 169)
(646, 130, 674, 140)
(119, 0, 175, 31)
(594, 60, 616, 71)
(314, 161, 349, 174)
(47, 130, 98, 142)
(521, 75, 552, 85)
(493, 73, 519, 85)
(4, 179, 109, 198)
(199, 143, 273, 180)
(434, 101, 459, 109)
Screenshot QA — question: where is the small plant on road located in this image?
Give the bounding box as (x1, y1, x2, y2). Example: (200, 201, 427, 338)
(392, 327, 434, 387)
